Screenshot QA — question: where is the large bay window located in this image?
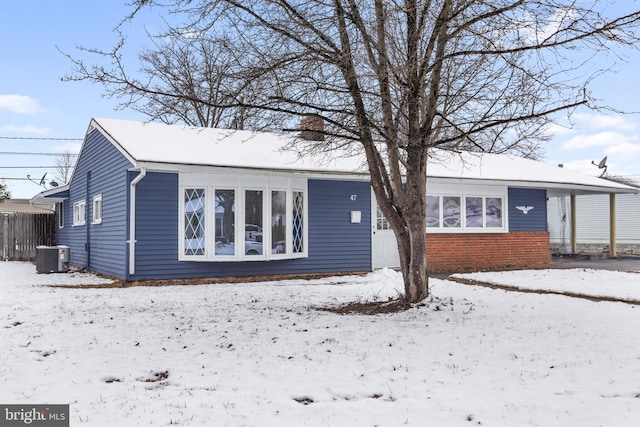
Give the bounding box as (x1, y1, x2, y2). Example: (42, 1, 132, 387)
(179, 173, 307, 261)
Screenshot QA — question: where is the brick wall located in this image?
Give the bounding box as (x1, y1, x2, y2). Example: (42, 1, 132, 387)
(426, 231, 550, 273)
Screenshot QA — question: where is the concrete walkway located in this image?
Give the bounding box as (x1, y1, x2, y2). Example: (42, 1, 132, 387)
(550, 256, 640, 272)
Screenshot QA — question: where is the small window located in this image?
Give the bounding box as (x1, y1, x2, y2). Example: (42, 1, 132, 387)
(58, 202, 65, 229)
(465, 197, 483, 228)
(442, 196, 461, 228)
(376, 206, 391, 230)
(486, 197, 503, 228)
(426, 196, 440, 228)
(92, 194, 103, 224)
(184, 188, 206, 256)
(292, 191, 304, 254)
(245, 190, 264, 256)
(271, 190, 287, 254)
(215, 189, 236, 256)
(73, 200, 86, 226)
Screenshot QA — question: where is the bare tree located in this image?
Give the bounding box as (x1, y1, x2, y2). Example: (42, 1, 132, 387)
(54, 150, 75, 186)
(0, 182, 10, 202)
(67, 0, 640, 303)
(62, 28, 279, 130)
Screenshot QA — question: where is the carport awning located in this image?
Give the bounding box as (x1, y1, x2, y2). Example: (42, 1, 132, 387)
(426, 151, 638, 197)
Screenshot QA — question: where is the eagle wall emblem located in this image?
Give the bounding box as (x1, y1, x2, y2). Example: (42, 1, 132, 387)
(515, 206, 534, 214)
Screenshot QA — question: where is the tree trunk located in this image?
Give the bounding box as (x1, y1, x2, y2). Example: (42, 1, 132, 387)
(396, 217, 429, 303)
(405, 166, 429, 301)
(382, 144, 429, 304)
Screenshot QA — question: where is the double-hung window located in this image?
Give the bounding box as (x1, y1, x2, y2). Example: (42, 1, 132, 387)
(92, 194, 103, 224)
(58, 202, 65, 229)
(179, 173, 307, 261)
(73, 200, 86, 226)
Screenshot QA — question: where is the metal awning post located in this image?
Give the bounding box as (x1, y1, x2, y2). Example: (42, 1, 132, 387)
(609, 193, 617, 258)
(570, 194, 577, 254)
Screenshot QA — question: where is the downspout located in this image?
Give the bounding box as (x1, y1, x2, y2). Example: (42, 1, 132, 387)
(128, 168, 147, 277)
(86, 171, 91, 269)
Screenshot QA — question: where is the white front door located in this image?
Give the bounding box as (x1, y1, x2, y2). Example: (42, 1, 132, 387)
(372, 193, 401, 269)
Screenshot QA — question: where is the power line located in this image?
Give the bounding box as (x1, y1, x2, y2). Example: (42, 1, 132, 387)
(0, 166, 57, 169)
(0, 136, 82, 141)
(0, 151, 78, 156)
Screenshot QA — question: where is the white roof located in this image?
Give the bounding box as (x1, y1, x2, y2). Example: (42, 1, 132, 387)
(91, 118, 367, 174)
(90, 117, 636, 196)
(426, 150, 638, 195)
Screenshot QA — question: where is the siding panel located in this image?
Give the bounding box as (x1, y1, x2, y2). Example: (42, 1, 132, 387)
(132, 177, 372, 280)
(508, 188, 547, 231)
(56, 129, 133, 277)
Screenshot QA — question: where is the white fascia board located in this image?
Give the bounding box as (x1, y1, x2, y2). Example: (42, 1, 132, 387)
(89, 118, 137, 166)
(133, 161, 372, 181)
(66, 119, 138, 186)
(428, 176, 638, 196)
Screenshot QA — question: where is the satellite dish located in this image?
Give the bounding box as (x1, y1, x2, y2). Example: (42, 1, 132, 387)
(591, 156, 608, 177)
(39, 172, 48, 186)
(50, 181, 59, 188)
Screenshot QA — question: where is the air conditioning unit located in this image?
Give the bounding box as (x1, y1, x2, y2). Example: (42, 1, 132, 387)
(36, 246, 70, 274)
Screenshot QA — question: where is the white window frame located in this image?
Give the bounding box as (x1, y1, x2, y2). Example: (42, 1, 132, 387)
(73, 200, 86, 226)
(178, 172, 308, 262)
(425, 183, 508, 233)
(58, 202, 65, 229)
(92, 194, 103, 224)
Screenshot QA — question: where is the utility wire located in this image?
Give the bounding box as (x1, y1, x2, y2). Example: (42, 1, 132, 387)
(0, 151, 78, 156)
(0, 136, 82, 141)
(0, 166, 56, 169)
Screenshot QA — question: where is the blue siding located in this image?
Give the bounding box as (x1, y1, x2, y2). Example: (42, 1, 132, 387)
(307, 179, 372, 271)
(56, 129, 133, 277)
(131, 177, 372, 280)
(508, 188, 547, 231)
(132, 171, 180, 277)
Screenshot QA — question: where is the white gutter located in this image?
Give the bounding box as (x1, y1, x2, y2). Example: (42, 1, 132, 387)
(127, 168, 147, 276)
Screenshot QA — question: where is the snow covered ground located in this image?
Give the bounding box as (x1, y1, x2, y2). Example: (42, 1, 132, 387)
(1, 261, 639, 426)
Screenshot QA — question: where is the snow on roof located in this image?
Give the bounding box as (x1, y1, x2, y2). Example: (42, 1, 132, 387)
(426, 150, 638, 195)
(92, 118, 367, 174)
(91, 118, 636, 195)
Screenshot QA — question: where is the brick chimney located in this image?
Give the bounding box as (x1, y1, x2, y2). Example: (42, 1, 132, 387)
(300, 115, 325, 141)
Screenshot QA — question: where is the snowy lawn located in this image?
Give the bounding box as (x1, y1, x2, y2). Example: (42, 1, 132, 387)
(1, 261, 639, 426)
(452, 269, 640, 304)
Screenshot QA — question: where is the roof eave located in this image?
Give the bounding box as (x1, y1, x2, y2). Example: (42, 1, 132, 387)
(30, 184, 71, 205)
(427, 176, 638, 196)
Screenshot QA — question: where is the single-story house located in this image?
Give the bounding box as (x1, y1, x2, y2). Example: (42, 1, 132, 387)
(31, 118, 637, 280)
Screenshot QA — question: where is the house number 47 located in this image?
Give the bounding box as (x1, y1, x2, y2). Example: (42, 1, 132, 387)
(350, 195, 357, 201)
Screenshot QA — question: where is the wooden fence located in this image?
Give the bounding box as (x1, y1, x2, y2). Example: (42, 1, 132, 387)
(1, 213, 56, 261)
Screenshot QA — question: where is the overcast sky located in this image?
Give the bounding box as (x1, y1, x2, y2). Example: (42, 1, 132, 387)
(2, 1, 640, 199)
